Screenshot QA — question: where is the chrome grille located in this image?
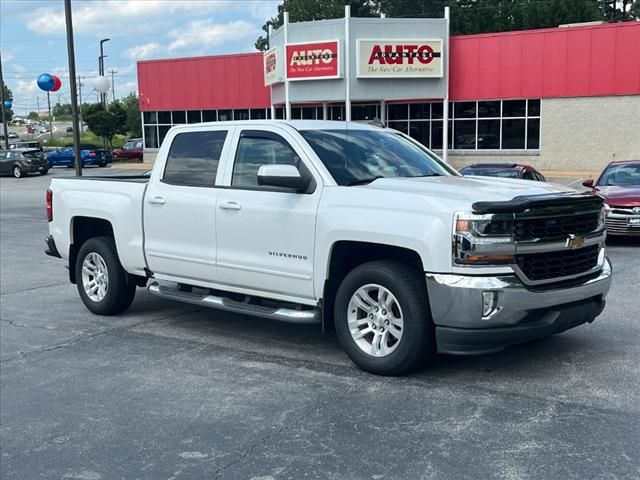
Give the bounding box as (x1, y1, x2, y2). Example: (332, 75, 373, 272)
(515, 245, 600, 282)
(605, 216, 640, 234)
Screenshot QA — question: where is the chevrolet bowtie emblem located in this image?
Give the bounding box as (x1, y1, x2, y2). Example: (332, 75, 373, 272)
(633, 207, 640, 215)
(566, 234, 586, 249)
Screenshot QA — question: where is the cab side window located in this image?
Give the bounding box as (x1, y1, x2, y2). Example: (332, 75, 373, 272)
(523, 170, 535, 180)
(163, 130, 227, 187)
(232, 131, 301, 188)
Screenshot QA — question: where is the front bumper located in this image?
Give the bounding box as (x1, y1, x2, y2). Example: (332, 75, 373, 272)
(425, 258, 612, 355)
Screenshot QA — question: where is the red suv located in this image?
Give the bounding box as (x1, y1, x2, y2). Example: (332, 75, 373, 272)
(113, 138, 143, 162)
(459, 163, 546, 181)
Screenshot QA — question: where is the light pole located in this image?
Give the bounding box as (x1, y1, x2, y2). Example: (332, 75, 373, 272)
(98, 38, 110, 106)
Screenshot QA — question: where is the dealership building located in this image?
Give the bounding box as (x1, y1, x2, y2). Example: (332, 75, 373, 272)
(137, 12, 640, 172)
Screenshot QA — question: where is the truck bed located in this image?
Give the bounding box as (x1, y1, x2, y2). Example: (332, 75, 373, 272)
(48, 177, 149, 277)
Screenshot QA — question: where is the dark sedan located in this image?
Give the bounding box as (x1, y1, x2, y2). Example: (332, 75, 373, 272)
(0, 149, 49, 178)
(583, 160, 640, 237)
(459, 163, 546, 181)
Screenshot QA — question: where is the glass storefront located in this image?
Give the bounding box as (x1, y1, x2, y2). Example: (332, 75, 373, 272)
(141, 99, 541, 151)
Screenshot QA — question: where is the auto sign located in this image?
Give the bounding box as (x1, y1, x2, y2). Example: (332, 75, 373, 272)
(285, 40, 340, 81)
(357, 39, 444, 78)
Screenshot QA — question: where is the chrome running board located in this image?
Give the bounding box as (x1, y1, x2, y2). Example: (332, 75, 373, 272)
(148, 282, 320, 325)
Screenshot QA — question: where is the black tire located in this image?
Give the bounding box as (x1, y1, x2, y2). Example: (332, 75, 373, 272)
(66, 164, 74, 168)
(13, 165, 23, 178)
(75, 236, 136, 315)
(99, 161, 106, 167)
(40, 169, 49, 175)
(334, 260, 434, 376)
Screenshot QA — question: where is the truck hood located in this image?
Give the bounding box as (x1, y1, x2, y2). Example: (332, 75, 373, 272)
(362, 175, 574, 207)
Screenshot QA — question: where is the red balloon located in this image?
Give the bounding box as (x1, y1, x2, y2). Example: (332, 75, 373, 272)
(51, 75, 62, 92)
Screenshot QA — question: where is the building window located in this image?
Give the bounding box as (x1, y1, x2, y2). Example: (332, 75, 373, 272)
(351, 104, 379, 121)
(157, 111, 171, 124)
(203, 110, 217, 122)
(234, 109, 249, 120)
(250, 109, 267, 120)
(387, 98, 541, 151)
(144, 125, 158, 149)
(218, 110, 232, 121)
(172, 111, 186, 124)
(187, 110, 201, 123)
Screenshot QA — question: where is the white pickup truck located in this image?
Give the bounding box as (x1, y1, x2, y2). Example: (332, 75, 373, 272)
(45, 120, 612, 375)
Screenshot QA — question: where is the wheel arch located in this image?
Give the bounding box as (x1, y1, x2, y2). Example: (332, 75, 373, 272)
(321, 240, 425, 332)
(68, 216, 114, 284)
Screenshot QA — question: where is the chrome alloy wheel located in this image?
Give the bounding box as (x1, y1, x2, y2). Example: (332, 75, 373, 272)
(347, 284, 404, 357)
(81, 252, 109, 302)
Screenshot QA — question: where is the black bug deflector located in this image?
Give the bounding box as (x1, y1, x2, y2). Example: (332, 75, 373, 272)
(472, 192, 603, 214)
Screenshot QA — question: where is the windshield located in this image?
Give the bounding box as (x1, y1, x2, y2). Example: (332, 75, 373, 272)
(597, 162, 640, 186)
(462, 168, 519, 179)
(299, 129, 452, 186)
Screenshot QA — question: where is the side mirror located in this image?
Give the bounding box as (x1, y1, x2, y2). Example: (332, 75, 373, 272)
(582, 179, 594, 188)
(257, 164, 310, 192)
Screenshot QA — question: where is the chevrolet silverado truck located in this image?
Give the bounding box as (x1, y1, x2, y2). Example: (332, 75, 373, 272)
(45, 121, 612, 375)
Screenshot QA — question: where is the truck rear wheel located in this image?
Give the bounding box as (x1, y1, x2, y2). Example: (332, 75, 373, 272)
(334, 260, 434, 376)
(75, 236, 136, 315)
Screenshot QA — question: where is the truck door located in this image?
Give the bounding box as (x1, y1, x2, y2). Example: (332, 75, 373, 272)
(215, 127, 321, 301)
(143, 127, 232, 283)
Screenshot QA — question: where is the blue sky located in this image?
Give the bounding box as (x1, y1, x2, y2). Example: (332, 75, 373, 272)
(1, 0, 280, 115)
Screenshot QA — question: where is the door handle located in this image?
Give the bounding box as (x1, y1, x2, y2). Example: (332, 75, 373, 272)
(148, 196, 166, 205)
(219, 201, 241, 211)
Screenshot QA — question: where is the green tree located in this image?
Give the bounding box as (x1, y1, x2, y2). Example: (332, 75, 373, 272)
(27, 111, 40, 120)
(121, 93, 142, 138)
(255, 0, 377, 50)
(52, 102, 72, 117)
(85, 110, 119, 148)
(2, 82, 14, 122)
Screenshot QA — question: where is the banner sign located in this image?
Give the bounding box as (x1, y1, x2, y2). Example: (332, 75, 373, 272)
(357, 39, 443, 78)
(285, 40, 340, 81)
(263, 47, 279, 86)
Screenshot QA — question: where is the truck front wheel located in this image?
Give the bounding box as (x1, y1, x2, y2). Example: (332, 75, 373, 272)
(334, 260, 434, 375)
(75, 237, 136, 315)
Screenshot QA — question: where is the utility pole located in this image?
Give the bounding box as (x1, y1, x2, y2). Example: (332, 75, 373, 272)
(65, 0, 83, 176)
(0, 52, 9, 149)
(109, 69, 117, 102)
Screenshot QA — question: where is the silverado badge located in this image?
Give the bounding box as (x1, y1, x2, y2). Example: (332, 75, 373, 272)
(566, 234, 586, 249)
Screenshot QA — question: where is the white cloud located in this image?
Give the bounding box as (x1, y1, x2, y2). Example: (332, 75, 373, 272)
(122, 42, 162, 60)
(26, 0, 235, 36)
(168, 19, 259, 54)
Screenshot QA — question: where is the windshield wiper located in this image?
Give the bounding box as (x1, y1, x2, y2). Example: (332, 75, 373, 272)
(413, 173, 443, 178)
(345, 176, 385, 186)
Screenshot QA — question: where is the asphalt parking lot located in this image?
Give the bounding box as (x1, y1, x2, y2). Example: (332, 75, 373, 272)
(1, 168, 639, 480)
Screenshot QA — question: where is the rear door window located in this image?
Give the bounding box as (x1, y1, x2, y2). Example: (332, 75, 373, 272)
(163, 130, 227, 187)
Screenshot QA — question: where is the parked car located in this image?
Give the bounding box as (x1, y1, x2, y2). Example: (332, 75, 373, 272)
(112, 138, 143, 161)
(10, 141, 43, 152)
(459, 163, 546, 181)
(583, 160, 640, 237)
(46, 144, 112, 168)
(8, 131, 19, 139)
(1, 149, 49, 178)
(45, 120, 611, 376)
(66, 126, 73, 133)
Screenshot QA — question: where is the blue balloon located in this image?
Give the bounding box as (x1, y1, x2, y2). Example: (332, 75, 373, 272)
(37, 73, 55, 91)
(3, 100, 11, 110)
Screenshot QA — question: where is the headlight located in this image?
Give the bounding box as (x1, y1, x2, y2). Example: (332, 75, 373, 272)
(453, 212, 515, 266)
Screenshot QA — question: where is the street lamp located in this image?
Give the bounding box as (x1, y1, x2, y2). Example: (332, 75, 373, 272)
(98, 38, 110, 105)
